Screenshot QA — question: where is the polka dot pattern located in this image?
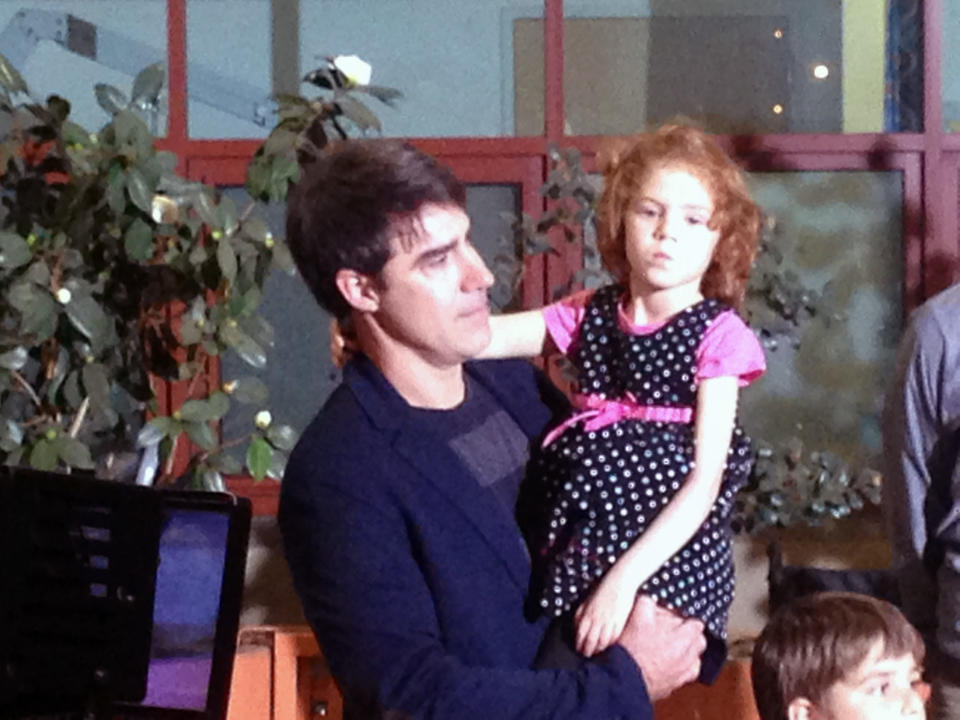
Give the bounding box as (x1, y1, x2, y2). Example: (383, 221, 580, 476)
(531, 285, 753, 644)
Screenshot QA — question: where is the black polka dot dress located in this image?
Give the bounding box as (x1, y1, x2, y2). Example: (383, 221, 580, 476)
(527, 285, 753, 680)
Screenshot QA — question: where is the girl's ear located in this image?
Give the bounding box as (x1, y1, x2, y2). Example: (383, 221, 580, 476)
(786, 697, 818, 720)
(334, 268, 381, 313)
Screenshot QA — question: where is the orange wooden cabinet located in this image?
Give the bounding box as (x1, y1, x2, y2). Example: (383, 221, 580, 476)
(227, 626, 343, 720)
(226, 625, 760, 720)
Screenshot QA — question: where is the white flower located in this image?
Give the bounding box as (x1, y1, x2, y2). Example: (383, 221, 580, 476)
(55, 287, 72, 304)
(333, 55, 372, 87)
(254, 410, 272, 429)
(151, 195, 178, 224)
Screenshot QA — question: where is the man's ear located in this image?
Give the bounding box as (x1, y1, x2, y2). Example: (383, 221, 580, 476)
(786, 697, 817, 720)
(335, 268, 381, 313)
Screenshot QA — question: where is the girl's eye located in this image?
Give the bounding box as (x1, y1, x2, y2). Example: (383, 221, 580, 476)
(686, 216, 707, 226)
(637, 206, 659, 218)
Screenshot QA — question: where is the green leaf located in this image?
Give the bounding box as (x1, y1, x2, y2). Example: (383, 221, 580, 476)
(54, 436, 94, 469)
(0, 418, 23, 451)
(126, 167, 154, 215)
(231, 376, 268, 404)
(199, 467, 225, 492)
(266, 448, 287, 480)
(216, 194, 239, 236)
(114, 109, 151, 155)
(271, 238, 296, 274)
(242, 217, 270, 244)
(263, 128, 299, 157)
(95, 83, 128, 115)
(206, 391, 230, 420)
(210, 452, 243, 475)
(106, 164, 127, 215)
(137, 416, 178, 446)
(179, 397, 213, 423)
(335, 95, 382, 133)
(44, 346, 69, 402)
(246, 436, 272, 481)
(220, 323, 266, 369)
(217, 238, 238, 284)
(82, 362, 111, 409)
(0, 232, 32, 269)
(266, 424, 297, 451)
(64, 295, 111, 351)
(194, 190, 218, 226)
(131, 62, 165, 107)
(0, 346, 27, 371)
(356, 84, 403, 107)
(9, 283, 56, 340)
(184, 420, 217, 451)
(30, 439, 59, 471)
(0, 52, 28, 95)
(124, 218, 154, 261)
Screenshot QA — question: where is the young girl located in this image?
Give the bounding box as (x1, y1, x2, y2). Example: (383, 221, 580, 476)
(481, 124, 765, 682)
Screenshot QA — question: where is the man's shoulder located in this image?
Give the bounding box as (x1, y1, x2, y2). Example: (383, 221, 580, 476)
(914, 283, 960, 333)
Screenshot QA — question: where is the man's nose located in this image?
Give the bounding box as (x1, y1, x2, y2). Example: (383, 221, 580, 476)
(462, 244, 494, 290)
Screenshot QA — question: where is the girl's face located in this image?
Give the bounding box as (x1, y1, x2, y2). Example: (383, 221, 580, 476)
(623, 164, 720, 299)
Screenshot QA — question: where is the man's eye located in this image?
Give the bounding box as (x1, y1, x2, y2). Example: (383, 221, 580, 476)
(427, 252, 449, 267)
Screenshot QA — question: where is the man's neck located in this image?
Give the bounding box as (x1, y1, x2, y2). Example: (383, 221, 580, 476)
(363, 341, 467, 410)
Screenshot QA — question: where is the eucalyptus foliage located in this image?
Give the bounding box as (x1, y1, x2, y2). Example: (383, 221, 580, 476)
(497, 145, 882, 533)
(0, 54, 388, 489)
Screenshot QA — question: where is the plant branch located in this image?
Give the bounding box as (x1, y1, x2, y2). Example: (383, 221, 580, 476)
(68, 396, 89, 438)
(11, 370, 42, 408)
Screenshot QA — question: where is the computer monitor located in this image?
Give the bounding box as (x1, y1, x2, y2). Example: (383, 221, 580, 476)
(116, 490, 251, 720)
(0, 469, 252, 720)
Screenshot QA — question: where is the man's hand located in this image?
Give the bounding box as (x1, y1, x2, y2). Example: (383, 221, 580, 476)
(616, 595, 706, 701)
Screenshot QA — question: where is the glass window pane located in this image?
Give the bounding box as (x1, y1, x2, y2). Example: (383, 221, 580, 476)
(742, 171, 903, 469)
(300, 0, 542, 138)
(557, 1, 913, 134)
(0, 2, 169, 135)
(219, 183, 520, 453)
(943, 0, 960, 131)
(186, 0, 273, 139)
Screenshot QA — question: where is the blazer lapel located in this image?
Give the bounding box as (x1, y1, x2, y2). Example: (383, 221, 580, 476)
(344, 356, 532, 591)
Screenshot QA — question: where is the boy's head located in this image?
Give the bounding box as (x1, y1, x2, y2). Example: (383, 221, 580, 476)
(595, 123, 762, 309)
(752, 592, 927, 720)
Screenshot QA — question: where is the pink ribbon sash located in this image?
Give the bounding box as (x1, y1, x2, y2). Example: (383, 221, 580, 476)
(542, 392, 693, 447)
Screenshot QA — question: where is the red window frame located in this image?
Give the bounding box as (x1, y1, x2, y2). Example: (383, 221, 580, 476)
(157, 0, 950, 514)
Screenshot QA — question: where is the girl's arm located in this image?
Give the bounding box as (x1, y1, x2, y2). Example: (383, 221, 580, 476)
(478, 309, 549, 359)
(574, 376, 740, 657)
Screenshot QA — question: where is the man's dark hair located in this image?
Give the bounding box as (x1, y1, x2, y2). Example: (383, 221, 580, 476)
(285, 140, 466, 318)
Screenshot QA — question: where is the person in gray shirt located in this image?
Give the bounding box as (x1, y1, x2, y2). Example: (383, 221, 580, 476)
(883, 282, 960, 720)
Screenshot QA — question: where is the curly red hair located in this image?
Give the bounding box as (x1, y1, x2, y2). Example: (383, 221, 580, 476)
(596, 124, 762, 310)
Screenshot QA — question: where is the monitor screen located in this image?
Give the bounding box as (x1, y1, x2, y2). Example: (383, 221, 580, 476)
(117, 492, 251, 720)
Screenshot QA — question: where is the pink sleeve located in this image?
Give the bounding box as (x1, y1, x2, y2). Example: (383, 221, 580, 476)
(696, 310, 766, 387)
(542, 289, 595, 354)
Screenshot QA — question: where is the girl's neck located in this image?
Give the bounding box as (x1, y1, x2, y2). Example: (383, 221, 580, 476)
(624, 282, 704, 326)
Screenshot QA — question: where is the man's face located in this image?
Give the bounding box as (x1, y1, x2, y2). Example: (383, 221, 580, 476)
(807, 643, 926, 720)
(370, 202, 494, 368)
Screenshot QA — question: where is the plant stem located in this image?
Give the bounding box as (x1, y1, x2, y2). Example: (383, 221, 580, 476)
(11, 370, 42, 408)
(68, 396, 89, 438)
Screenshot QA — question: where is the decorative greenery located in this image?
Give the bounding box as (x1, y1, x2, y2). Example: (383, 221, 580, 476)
(498, 144, 882, 533)
(0, 52, 395, 489)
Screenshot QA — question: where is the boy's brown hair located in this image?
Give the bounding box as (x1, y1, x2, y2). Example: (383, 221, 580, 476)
(595, 123, 762, 310)
(751, 591, 925, 720)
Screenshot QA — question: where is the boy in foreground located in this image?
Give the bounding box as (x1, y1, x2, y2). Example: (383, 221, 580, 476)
(752, 592, 928, 720)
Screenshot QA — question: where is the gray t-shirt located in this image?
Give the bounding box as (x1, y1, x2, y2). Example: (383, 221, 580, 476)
(883, 283, 960, 660)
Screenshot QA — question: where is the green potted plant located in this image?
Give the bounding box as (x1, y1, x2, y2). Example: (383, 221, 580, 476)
(0, 52, 396, 490)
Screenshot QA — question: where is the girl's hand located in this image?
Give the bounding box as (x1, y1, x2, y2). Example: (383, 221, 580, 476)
(574, 568, 639, 657)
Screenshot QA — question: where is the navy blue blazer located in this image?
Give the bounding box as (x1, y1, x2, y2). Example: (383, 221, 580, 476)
(279, 355, 653, 719)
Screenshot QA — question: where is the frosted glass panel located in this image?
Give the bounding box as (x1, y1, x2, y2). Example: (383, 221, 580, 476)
(742, 171, 903, 468)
